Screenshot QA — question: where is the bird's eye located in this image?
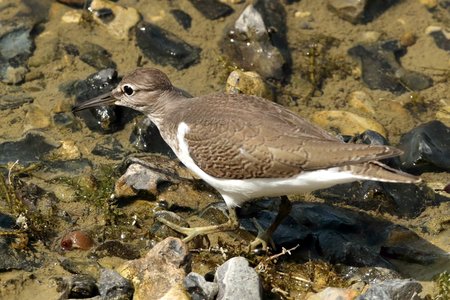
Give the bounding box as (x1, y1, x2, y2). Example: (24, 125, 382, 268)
(123, 84, 135, 96)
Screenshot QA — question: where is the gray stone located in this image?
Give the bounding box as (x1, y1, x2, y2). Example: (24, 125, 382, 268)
(357, 279, 423, 300)
(98, 268, 133, 300)
(215, 256, 262, 300)
(184, 272, 219, 300)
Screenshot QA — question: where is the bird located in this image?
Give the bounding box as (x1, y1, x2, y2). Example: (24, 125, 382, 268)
(72, 68, 420, 250)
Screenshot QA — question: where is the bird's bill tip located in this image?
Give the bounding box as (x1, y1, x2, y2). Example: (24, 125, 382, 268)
(72, 92, 116, 112)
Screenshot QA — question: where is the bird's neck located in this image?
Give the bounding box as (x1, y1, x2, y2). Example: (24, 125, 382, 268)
(143, 88, 189, 127)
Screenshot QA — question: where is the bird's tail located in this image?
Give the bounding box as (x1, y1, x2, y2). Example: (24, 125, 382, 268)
(342, 161, 421, 183)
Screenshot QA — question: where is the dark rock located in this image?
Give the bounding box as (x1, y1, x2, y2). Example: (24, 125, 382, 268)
(136, 21, 201, 70)
(398, 121, 450, 173)
(184, 272, 219, 300)
(60, 258, 101, 277)
(215, 256, 262, 300)
(427, 27, 450, 51)
(170, 9, 192, 30)
(327, 0, 399, 24)
(57, 0, 91, 8)
(94, 240, 141, 260)
(357, 279, 423, 300)
(74, 42, 117, 70)
(0, 131, 59, 165)
(66, 274, 99, 298)
(220, 0, 291, 80)
(188, 0, 233, 20)
(129, 117, 175, 157)
(314, 180, 444, 218)
(91, 136, 125, 160)
(348, 40, 432, 93)
(0, 94, 33, 110)
(94, 8, 115, 23)
(98, 268, 133, 300)
(0, 24, 35, 84)
(66, 69, 139, 133)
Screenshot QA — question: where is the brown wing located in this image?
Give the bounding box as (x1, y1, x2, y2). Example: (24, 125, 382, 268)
(178, 93, 402, 179)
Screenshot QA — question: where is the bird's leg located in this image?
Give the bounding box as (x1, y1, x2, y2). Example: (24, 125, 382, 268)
(248, 196, 292, 251)
(155, 207, 240, 243)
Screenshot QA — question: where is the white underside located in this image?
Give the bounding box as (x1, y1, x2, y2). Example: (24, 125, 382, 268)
(176, 122, 368, 208)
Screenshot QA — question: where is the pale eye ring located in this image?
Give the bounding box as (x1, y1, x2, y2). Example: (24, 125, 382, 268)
(122, 84, 135, 96)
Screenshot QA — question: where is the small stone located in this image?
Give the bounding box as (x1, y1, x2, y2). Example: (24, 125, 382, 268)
(294, 10, 312, 18)
(225, 70, 273, 100)
(118, 237, 191, 300)
(359, 31, 383, 43)
(66, 274, 99, 299)
(307, 287, 358, 300)
(89, 0, 140, 40)
(60, 230, 95, 251)
(98, 268, 134, 300)
(399, 32, 417, 47)
(357, 279, 423, 300)
(347, 91, 375, 115)
(61, 10, 83, 23)
(188, 0, 234, 20)
(426, 26, 450, 51)
(184, 272, 219, 300)
(170, 9, 192, 30)
(311, 110, 387, 136)
(215, 257, 262, 300)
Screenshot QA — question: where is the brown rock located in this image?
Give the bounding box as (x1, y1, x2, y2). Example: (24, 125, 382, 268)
(118, 237, 191, 300)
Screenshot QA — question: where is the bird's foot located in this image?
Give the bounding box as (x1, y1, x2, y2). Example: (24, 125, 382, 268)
(156, 208, 240, 243)
(248, 218, 276, 252)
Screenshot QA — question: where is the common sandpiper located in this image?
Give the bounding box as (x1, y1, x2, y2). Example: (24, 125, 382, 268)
(73, 68, 420, 250)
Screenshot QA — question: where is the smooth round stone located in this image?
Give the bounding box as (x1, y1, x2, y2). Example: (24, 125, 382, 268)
(311, 110, 387, 136)
(225, 70, 273, 100)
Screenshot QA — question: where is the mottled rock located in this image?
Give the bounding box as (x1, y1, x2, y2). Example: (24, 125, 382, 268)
(327, 0, 399, 24)
(357, 279, 423, 300)
(348, 40, 432, 93)
(118, 237, 191, 300)
(89, 0, 140, 40)
(184, 272, 219, 300)
(398, 121, 450, 173)
(65, 274, 99, 298)
(98, 268, 134, 300)
(0, 131, 59, 165)
(115, 163, 180, 198)
(311, 110, 387, 136)
(226, 70, 273, 100)
(129, 117, 175, 157)
(221, 0, 290, 80)
(136, 21, 201, 70)
(170, 9, 192, 30)
(215, 257, 262, 300)
(188, 0, 234, 20)
(307, 287, 358, 300)
(64, 42, 116, 70)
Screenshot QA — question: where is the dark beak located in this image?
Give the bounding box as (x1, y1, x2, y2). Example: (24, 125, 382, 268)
(72, 91, 116, 112)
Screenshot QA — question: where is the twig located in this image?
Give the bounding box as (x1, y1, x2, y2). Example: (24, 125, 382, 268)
(7, 160, 19, 185)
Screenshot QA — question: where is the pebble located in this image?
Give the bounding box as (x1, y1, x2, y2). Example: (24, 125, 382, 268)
(60, 230, 95, 251)
(184, 272, 219, 300)
(89, 0, 140, 40)
(136, 21, 201, 70)
(215, 256, 262, 300)
(426, 26, 450, 51)
(311, 110, 387, 136)
(327, 0, 398, 24)
(225, 70, 273, 100)
(357, 279, 423, 300)
(61, 10, 83, 23)
(170, 9, 192, 30)
(118, 237, 191, 300)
